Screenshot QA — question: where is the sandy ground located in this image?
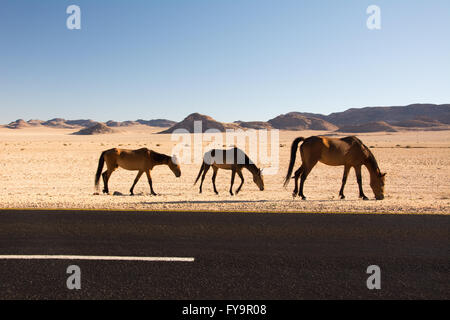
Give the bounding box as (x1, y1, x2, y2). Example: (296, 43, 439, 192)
(0, 126, 449, 214)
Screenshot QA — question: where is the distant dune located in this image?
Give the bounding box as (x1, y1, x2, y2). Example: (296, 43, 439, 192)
(336, 121, 398, 133)
(42, 118, 79, 129)
(393, 118, 444, 128)
(159, 113, 240, 134)
(325, 104, 450, 126)
(136, 119, 176, 127)
(26, 120, 44, 126)
(234, 121, 273, 130)
(268, 113, 338, 131)
(72, 123, 115, 135)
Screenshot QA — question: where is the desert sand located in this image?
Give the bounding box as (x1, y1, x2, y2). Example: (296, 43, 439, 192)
(0, 126, 449, 214)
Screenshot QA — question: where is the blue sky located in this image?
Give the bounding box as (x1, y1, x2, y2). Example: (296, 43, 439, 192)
(1, 0, 449, 123)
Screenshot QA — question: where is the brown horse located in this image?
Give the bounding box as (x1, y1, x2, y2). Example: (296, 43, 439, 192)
(194, 147, 264, 195)
(284, 136, 386, 200)
(95, 148, 181, 195)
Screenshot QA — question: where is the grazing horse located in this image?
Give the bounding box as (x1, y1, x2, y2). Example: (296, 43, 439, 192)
(194, 148, 264, 195)
(95, 148, 181, 195)
(284, 136, 386, 200)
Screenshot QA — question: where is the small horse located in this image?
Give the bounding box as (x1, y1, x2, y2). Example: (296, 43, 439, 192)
(94, 148, 181, 195)
(284, 136, 386, 200)
(194, 148, 264, 195)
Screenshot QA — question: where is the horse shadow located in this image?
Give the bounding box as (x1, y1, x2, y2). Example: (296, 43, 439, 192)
(141, 199, 270, 205)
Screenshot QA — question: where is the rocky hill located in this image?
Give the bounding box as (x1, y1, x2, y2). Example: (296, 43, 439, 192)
(72, 123, 115, 135)
(5, 119, 30, 129)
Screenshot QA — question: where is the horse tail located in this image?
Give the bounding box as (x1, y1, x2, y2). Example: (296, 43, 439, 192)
(283, 137, 305, 187)
(95, 151, 106, 188)
(194, 162, 205, 185)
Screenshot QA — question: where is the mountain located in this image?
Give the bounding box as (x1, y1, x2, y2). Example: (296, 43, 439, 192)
(2, 104, 449, 132)
(268, 113, 338, 131)
(159, 113, 240, 134)
(72, 123, 115, 135)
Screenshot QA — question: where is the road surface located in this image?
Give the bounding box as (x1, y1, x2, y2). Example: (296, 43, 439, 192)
(0, 209, 448, 299)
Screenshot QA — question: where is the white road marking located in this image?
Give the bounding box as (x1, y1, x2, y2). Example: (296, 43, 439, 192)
(0, 255, 195, 262)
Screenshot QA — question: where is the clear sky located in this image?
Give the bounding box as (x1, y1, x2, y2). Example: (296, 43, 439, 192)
(1, 0, 449, 123)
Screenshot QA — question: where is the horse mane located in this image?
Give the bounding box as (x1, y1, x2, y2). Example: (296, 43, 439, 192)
(246, 162, 260, 176)
(234, 148, 259, 175)
(150, 150, 170, 163)
(351, 137, 380, 174)
(243, 155, 260, 176)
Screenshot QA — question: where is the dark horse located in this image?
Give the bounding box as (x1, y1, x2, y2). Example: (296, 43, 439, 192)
(95, 148, 181, 195)
(284, 136, 386, 200)
(194, 147, 264, 195)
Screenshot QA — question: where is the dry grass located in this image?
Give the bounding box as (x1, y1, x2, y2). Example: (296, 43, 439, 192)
(0, 127, 449, 214)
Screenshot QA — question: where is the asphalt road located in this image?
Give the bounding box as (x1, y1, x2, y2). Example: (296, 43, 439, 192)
(0, 209, 448, 299)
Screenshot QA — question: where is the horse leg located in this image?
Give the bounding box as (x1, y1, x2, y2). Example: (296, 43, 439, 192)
(199, 164, 210, 193)
(299, 160, 317, 200)
(229, 169, 236, 196)
(339, 165, 351, 199)
(130, 170, 144, 196)
(146, 170, 157, 196)
(235, 170, 245, 195)
(102, 170, 113, 194)
(355, 166, 368, 200)
(211, 167, 219, 195)
(102, 171, 108, 194)
(292, 165, 304, 198)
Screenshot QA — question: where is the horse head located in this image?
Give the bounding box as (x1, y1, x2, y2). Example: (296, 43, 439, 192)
(169, 155, 181, 177)
(253, 168, 264, 191)
(370, 172, 386, 200)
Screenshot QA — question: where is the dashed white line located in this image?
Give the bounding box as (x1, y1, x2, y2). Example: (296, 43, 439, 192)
(0, 255, 195, 262)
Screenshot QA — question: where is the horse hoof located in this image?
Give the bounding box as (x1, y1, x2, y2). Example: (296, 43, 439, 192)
(301, 197, 307, 201)
(362, 197, 369, 201)
(340, 195, 345, 200)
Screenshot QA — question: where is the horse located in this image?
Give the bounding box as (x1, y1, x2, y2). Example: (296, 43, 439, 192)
(194, 147, 264, 195)
(94, 148, 181, 196)
(284, 136, 386, 200)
